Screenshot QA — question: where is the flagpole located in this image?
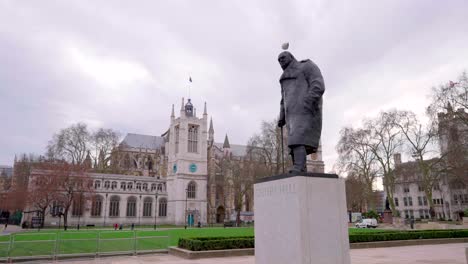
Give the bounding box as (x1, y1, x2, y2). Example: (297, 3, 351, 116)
(189, 76, 192, 98)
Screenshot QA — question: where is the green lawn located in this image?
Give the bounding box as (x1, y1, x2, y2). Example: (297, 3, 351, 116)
(0, 227, 254, 258)
(0, 227, 390, 259)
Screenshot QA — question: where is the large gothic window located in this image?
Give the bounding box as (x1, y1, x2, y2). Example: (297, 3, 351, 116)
(72, 193, 84, 216)
(188, 125, 199, 153)
(123, 154, 131, 169)
(143, 197, 152, 217)
(50, 201, 62, 216)
(175, 125, 180, 154)
(187, 181, 196, 199)
(91, 195, 103, 217)
(147, 156, 153, 170)
(126, 197, 137, 217)
(158, 198, 167, 217)
(109, 196, 120, 217)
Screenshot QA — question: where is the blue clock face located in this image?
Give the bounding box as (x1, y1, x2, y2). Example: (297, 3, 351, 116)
(189, 163, 197, 173)
(173, 164, 177, 173)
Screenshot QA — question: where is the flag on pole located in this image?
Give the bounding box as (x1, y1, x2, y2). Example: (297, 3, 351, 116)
(189, 76, 192, 82)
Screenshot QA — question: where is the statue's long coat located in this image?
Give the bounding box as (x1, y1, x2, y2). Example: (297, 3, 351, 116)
(279, 59, 325, 153)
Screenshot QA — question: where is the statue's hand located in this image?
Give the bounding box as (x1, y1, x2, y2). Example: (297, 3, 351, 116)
(278, 119, 286, 128)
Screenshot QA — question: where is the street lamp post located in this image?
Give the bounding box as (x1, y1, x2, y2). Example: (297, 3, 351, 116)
(77, 191, 83, 230)
(103, 193, 108, 227)
(154, 192, 158, 230)
(139, 195, 142, 227)
(185, 188, 188, 229)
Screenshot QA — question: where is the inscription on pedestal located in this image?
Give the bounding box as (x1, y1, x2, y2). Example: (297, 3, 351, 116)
(255, 183, 296, 198)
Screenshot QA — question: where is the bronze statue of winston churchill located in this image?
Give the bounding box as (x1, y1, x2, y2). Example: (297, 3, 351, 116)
(277, 49, 325, 173)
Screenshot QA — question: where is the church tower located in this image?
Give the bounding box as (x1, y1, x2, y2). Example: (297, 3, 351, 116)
(166, 98, 208, 225)
(306, 141, 325, 173)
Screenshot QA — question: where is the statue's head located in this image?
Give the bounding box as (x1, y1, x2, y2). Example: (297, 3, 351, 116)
(278, 51, 296, 70)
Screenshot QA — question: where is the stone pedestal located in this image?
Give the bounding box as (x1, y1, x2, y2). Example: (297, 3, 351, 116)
(254, 173, 350, 264)
(383, 209, 393, 224)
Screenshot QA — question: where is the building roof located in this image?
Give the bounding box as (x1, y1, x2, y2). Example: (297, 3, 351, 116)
(394, 157, 442, 183)
(223, 134, 230, 148)
(0, 166, 13, 177)
(214, 143, 248, 157)
(120, 133, 165, 150)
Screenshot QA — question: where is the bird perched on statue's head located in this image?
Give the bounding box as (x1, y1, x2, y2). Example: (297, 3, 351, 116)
(282, 42, 289, 50)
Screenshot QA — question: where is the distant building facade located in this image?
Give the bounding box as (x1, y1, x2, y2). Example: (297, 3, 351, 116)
(23, 98, 325, 227)
(389, 108, 468, 220)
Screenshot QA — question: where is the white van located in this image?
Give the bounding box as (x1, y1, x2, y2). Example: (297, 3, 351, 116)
(355, 218, 378, 228)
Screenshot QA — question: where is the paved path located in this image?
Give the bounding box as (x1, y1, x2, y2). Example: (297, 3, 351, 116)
(38, 243, 468, 264)
(0, 225, 21, 235)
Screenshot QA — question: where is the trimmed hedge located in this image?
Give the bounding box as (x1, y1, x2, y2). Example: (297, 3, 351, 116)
(178, 236, 254, 251)
(178, 230, 468, 251)
(349, 229, 468, 243)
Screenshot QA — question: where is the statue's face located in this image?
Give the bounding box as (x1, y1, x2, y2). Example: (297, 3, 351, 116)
(278, 52, 293, 70)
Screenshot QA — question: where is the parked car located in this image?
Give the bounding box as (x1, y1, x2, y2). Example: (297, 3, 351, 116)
(355, 218, 378, 228)
(223, 220, 236, 228)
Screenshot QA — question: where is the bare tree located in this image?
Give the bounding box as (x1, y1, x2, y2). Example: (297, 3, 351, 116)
(46, 123, 121, 172)
(345, 172, 367, 212)
(246, 119, 288, 176)
(428, 73, 468, 187)
(38, 162, 94, 230)
(47, 123, 90, 165)
(336, 127, 379, 210)
(90, 128, 120, 170)
(364, 111, 404, 215)
(231, 160, 254, 226)
(394, 110, 443, 217)
(6, 154, 36, 211)
(26, 169, 59, 227)
(428, 71, 468, 126)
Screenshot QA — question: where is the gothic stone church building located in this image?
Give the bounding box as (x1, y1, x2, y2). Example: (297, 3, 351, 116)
(30, 98, 324, 227)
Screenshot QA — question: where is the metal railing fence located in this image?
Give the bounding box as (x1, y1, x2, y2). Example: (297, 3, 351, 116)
(0, 230, 169, 262)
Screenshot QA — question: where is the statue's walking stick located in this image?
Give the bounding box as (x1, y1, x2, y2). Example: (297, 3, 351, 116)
(281, 126, 285, 173)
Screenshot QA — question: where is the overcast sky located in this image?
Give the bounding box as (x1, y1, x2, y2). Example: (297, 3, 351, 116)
(1, 0, 468, 172)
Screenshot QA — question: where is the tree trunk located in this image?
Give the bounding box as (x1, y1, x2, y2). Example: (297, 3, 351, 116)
(63, 209, 69, 231)
(40, 208, 46, 228)
(365, 181, 374, 211)
(384, 183, 397, 215)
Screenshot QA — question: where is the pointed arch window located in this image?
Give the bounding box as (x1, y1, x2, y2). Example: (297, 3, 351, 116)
(158, 198, 167, 217)
(175, 125, 180, 154)
(187, 181, 196, 199)
(109, 196, 120, 217)
(188, 125, 199, 153)
(72, 193, 84, 216)
(91, 195, 103, 217)
(126, 197, 137, 217)
(143, 197, 152, 217)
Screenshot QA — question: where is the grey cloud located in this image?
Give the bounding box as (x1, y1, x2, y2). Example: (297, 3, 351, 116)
(1, 0, 467, 172)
